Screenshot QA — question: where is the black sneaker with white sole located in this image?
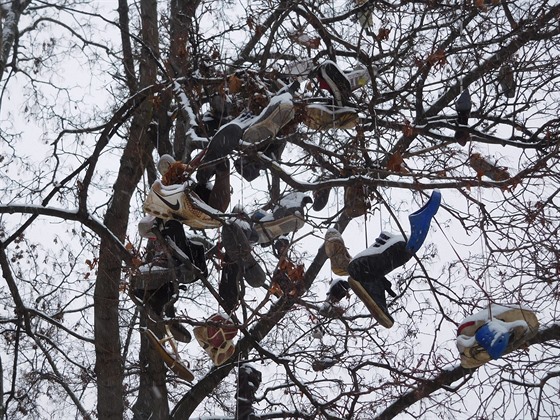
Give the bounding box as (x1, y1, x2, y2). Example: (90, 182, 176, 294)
(315, 60, 353, 107)
(348, 232, 411, 278)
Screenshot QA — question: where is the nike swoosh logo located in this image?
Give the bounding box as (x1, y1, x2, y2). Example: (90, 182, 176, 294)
(153, 190, 181, 211)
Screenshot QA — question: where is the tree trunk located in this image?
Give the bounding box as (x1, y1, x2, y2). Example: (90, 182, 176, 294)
(95, 0, 159, 418)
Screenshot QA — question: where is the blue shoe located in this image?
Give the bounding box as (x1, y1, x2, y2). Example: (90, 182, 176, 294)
(406, 190, 441, 254)
(475, 322, 511, 360)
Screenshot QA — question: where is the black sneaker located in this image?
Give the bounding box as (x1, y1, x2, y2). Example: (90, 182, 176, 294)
(133, 220, 207, 292)
(133, 282, 192, 343)
(197, 122, 243, 184)
(234, 139, 286, 182)
(204, 158, 231, 213)
(348, 276, 396, 328)
(234, 156, 262, 182)
(347, 232, 411, 328)
(219, 254, 242, 314)
(312, 358, 338, 372)
(311, 174, 331, 212)
(239, 364, 262, 397)
(314, 60, 353, 106)
(327, 278, 350, 304)
(455, 88, 472, 146)
(161, 220, 208, 277)
(221, 220, 266, 287)
(498, 64, 516, 99)
(236, 364, 262, 419)
(312, 188, 331, 211)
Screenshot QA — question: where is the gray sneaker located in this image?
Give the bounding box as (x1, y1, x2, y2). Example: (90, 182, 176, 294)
(253, 192, 312, 244)
(242, 92, 295, 143)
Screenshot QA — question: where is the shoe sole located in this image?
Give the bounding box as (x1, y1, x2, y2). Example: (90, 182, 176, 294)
(132, 264, 198, 291)
(304, 104, 358, 130)
(202, 123, 243, 163)
(346, 69, 371, 91)
(344, 185, 368, 218)
(312, 187, 331, 211)
(348, 277, 394, 328)
(324, 238, 351, 276)
(145, 329, 194, 382)
(242, 262, 266, 287)
(168, 322, 192, 343)
(243, 101, 295, 143)
(254, 213, 305, 244)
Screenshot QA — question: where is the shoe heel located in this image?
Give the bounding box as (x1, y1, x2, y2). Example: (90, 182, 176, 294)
(406, 190, 441, 253)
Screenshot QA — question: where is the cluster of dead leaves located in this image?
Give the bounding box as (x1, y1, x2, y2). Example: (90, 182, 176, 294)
(246, 15, 265, 36)
(426, 48, 447, 69)
(162, 162, 192, 185)
(270, 257, 305, 299)
(288, 30, 321, 50)
(377, 27, 391, 41)
(228, 75, 243, 94)
(475, 0, 501, 12)
(387, 150, 409, 174)
(469, 153, 510, 181)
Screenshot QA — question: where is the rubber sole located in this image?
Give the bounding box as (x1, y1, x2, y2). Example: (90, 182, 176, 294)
(348, 277, 394, 329)
(457, 307, 539, 369)
(254, 213, 305, 244)
(243, 101, 295, 143)
(145, 329, 194, 382)
(324, 237, 352, 276)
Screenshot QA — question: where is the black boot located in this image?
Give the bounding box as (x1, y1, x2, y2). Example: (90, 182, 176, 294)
(236, 364, 262, 419)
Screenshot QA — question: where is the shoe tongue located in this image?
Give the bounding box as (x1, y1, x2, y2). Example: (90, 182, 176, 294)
(381, 277, 397, 298)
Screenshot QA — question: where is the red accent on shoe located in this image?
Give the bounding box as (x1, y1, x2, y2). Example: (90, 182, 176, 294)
(318, 77, 332, 92)
(457, 321, 475, 336)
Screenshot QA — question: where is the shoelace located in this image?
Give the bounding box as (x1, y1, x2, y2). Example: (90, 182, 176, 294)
(374, 232, 391, 247)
